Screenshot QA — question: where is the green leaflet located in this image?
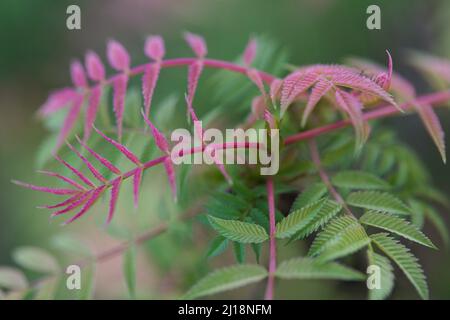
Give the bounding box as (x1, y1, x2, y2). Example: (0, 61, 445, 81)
(275, 257, 365, 281)
(370, 233, 429, 300)
(290, 183, 327, 212)
(12, 247, 60, 274)
(123, 245, 136, 299)
(360, 211, 436, 248)
(424, 206, 449, 246)
(290, 200, 342, 241)
(275, 199, 325, 239)
(233, 242, 246, 264)
(0, 267, 28, 291)
(331, 170, 390, 190)
(309, 216, 370, 261)
(208, 216, 268, 244)
(206, 236, 229, 259)
(367, 250, 394, 300)
(183, 264, 268, 299)
(347, 191, 411, 215)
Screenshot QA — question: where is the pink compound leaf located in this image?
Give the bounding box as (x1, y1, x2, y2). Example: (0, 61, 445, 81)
(84, 85, 102, 142)
(107, 177, 122, 224)
(112, 74, 128, 141)
(66, 142, 107, 183)
(132, 167, 143, 209)
(85, 51, 105, 81)
(141, 110, 169, 153)
(243, 38, 257, 66)
(70, 60, 87, 88)
(281, 71, 319, 114)
(144, 35, 165, 61)
(75, 136, 122, 175)
(55, 94, 84, 151)
(184, 32, 207, 58)
(54, 155, 96, 188)
(107, 40, 130, 71)
(37, 170, 85, 191)
(63, 186, 106, 225)
(94, 127, 141, 165)
(38, 88, 77, 117)
(163, 158, 177, 202)
(415, 103, 446, 163)
(302, 78, 334, 127)
(142, 63, 161, 118)
(11, 180, 80, 196)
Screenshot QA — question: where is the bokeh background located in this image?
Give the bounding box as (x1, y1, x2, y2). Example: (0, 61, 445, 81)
(0, 0, 449, 299)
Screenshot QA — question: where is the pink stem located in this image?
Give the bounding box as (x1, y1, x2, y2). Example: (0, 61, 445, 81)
(264, 178, 276, 300)
(285, 90, 450, 145)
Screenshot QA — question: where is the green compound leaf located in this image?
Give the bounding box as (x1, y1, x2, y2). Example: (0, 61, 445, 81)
(290, 200, 342, 241)
(367, 250, 395, 300)
(371, 233, 429, 300)
(290, 183, 327, 212)
(208, 216, 268, 244)
(275, 257, 365, 281)
(331, 170, 390, 190)
(360, 211, 436, 248)
(276, 199, 325, 239)
(347, 191, 411, 215)
(183, 264, 268, 299)
(309, 216, 370, 261)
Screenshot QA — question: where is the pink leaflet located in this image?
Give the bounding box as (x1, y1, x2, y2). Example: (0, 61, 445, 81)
(281, 71, 319, 113)
(269, 79, 282, 107)
(54, 155, 96, 188)
(243, 38, 257, 66)
(85, 51, 106, 81)
(247, 69, 266, 97)
(51, 190, 93, 216)
(55, 93, 84, 150)
(107, 177, 122, 224)
(12, 180, 80, 196)
(70, 60, 87, 88)
(184, 32, 207, 58)
(76, 136, 122, 175)
(144, 36, 165, 61)
(38, 88, 77, 117)
(94, 127, 141, 165)
(63, 185, 106, 224)
(132, 167, 143, 209)
(141, 110, 169, 153)
(335, 90, 369, 151)
(142, 63, 160, 118)
(415, 103, 446, 163)
(163, 158, 177, 201)
(112, 74, 128, 141)
(264, 110, 276, 130)
(251, 95, 266, 120)
(37, 170, 85, 190)
(302, 78, 333, 127)
(107, 40, 130, 71)
(187, 60, 204, 107)
(39, 193, 83, 209)
(84, 86, 102, 142)
(66, 142, 107, 183)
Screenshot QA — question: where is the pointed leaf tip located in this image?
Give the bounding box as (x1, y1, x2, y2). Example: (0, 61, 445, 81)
(184, 32, 207, 58)
(107, 40, 130, 71)
(85, 51, 105, 81)
(141, 110, 169, 153)
(144, 35, 165, 61)
(70, 60, 87, 87)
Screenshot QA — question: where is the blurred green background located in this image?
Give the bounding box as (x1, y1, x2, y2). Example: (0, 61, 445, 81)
(0, 0, 449, 299)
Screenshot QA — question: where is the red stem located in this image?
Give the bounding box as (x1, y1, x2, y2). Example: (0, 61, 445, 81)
(264, 178, 276, 300)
